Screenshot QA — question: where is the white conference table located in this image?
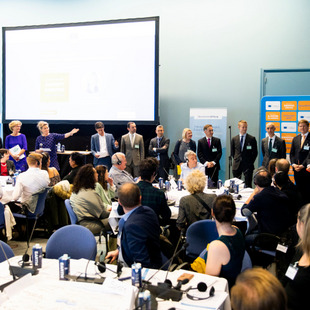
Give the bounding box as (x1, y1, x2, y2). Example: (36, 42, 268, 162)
(0, 256, 231, 310)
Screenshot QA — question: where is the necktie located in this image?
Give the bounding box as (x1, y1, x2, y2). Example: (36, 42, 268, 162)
(301, 135, 305, 148)
(130, 134, 134, 147)
(240, 135, 244, 151)
(268, 139, 272, 154)
(207, 138, 211, 148)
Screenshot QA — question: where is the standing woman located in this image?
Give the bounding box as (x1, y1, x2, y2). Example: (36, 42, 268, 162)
(35, 121, 79, 171)
(5, 120, 28, 172)
(173, 128, 196, 165)
(283, 203, 310, 310)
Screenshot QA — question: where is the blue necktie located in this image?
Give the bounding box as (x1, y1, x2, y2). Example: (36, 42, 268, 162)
(240, 136, 244, 151)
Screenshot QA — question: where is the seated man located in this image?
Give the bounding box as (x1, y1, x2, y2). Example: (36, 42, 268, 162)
(62, 152, 84, 184)
(180, 150, 205, 181)
(274, 159, 303, 226)
(137, 157, 171, 225)
(241, 169, 290, 242)
(9, 153, 50, 213)
(105, 183, 162, 268)
(108, 152, 134, 194)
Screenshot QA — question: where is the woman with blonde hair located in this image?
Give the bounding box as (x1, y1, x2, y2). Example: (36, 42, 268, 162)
(176, 170, 216, 233)
(283, 203, 310, 309)
(5, 120, 28, 171)
(173, 128, 196, 166)
(35, 121, 79, 171)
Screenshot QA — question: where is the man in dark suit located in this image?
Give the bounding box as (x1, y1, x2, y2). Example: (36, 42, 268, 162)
(290, 119, 310, 204)
(231, 120, 258, 188)
(261, 122, 286, 168)
(105, 183, 162, 268)
(120, 122, 144, 178)
(197, 124, 222, 184)
(90, 122, 119, 169)
(148, 125, 170, 180)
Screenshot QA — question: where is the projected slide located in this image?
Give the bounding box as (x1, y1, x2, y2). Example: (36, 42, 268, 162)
(3, 18, 158, 122)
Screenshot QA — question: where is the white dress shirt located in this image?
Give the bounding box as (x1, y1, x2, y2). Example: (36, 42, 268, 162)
(12, 168, 50, 204)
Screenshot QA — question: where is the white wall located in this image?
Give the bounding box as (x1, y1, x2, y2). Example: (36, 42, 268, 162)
(1, 0, 310, 176)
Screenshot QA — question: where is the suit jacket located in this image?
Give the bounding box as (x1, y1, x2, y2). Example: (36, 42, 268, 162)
(261, 135, 286, 168)
(120, 133, 144, 166)
(290, 133, 310, 168)
(121, 206, 162, 268)
(197, 136, 222, 170)
(148, 136, 170, 170)
(91, 133, 118, 165)
(231, 134, 258, 171)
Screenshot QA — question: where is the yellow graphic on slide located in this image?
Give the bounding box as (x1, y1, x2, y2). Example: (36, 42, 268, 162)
(298, 101, 310, 110)
(281, 112, 296, 121)
(40, 73, 69, 102)
(266, 112, 280, 121)
(282, 101, 297, 110)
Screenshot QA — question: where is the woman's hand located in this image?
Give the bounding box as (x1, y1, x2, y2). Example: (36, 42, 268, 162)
(107, 177, 114, 186)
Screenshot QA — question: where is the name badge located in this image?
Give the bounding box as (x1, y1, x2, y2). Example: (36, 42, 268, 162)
(304, 145, 310, 150)
(285, 263, 298, 280)
(276, 243, 288, 253)
(272, 148, 278, 153)
(246, 145, 252, 150)
(212, 148, 217, 152)
(134, 144, 140, 149)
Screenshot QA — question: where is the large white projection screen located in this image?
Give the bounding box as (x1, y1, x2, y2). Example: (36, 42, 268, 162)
(3, 18, 158, 122)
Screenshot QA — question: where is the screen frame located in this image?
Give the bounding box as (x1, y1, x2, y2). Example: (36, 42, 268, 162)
(2, 16, 160, 125)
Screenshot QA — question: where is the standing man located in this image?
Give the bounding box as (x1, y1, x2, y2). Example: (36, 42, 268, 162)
(231, 120, 258, 188)
(290, 119, 310, 204)
(120, 122, 144, 178)
(148, 125, 170, 180)
(91, 122, 119, 170)
(261, 122, 286, 168)
(197, 124, 222, 184)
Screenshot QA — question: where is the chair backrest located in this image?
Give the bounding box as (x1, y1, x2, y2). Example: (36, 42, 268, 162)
(186, 219, 219, 259)
(45, 224, 97, 260)
(241, 250, 252, 272)
(64, 199, 78, 224)
(0, 241, 14, 263)
(0, 202, 5, 229)
(28, 188, 49, 218)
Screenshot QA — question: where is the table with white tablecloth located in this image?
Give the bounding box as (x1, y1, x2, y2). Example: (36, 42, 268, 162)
(0, 256, 230, 310)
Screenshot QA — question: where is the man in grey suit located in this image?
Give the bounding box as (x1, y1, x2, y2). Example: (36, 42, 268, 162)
(91, 122, 119, 169)
(148, 125, 170, 180)
(261, 122, 286, 168)
(120, 122, 144, 177)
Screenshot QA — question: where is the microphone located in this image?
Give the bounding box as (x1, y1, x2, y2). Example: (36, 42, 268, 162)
(96, 260, 123, 277)
(142, 242, 189, 302)
(174, 278, 189, 290)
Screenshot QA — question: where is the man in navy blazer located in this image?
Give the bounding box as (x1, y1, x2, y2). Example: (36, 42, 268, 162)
(105, 183, 162, 268)
(148, 125, 170, 180)
(261, 122, 286, 168)
(91, 122, 119, 169)
(198, 124, 222, 184)
(231, 120, 258, 188)
(290, 119, 310, 204)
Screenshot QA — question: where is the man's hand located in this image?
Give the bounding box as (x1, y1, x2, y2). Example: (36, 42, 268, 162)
(294, 165, 304, 172)
(105, 249, 119, 263)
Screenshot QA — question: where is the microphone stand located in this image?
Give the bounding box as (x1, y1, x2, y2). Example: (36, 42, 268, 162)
(228, 125, 232, 179)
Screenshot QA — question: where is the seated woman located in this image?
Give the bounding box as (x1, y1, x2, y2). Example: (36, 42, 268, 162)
(176, 170, 216, 233)
(41, 152, 60, 186)
(180, 150, 205, 182)
(70, 164, 110, 234)
(95, 165, 115, 212)
(205, 195, 245, 289)
(62, 152, 84, 184)
(283, 203, 310, 310)
(0, 149, 15, 176)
